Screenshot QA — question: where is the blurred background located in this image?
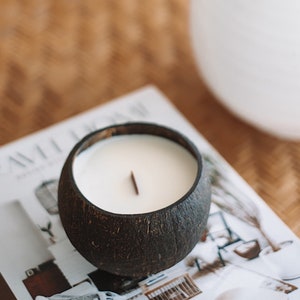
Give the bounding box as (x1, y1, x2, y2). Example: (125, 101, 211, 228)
(0, 0, 299, 236)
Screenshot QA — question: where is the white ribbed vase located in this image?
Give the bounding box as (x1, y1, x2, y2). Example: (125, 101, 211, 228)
(190, 0, 300, 140)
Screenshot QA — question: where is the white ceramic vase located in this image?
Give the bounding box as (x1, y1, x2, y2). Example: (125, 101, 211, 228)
(190, 0, 300, 140)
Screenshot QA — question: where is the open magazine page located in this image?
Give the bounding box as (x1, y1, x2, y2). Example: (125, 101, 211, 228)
(1, 86, 299, 300)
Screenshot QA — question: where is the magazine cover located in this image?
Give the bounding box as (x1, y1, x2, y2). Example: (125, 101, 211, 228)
(1, 86, 300, 300)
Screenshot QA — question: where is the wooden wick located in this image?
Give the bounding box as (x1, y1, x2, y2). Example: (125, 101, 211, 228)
(130, 171, 139, 195)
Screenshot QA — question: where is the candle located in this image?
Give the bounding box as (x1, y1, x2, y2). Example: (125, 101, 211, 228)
(58, 123, 211, 278)
(73, 134, 198, 214)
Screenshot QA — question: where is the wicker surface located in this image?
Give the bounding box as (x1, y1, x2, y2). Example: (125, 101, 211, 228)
(0, 0, 299, 236)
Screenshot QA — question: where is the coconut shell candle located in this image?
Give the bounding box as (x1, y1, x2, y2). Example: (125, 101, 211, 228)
(58, 122, 211, 278)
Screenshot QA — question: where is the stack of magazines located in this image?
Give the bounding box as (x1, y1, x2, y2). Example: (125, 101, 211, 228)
(1, 86, 299, 300)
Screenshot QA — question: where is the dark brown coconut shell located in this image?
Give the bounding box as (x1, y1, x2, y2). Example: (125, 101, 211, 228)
(58, 122, 211, 278)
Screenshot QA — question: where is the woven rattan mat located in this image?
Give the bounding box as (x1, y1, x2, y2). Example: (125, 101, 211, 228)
(0, 0, 299, 236)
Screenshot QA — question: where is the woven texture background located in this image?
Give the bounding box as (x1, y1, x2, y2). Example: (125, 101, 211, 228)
(0, 0, 299, 236)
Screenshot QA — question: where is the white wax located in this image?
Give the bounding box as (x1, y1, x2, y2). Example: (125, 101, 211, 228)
(73, 134, 198, 214)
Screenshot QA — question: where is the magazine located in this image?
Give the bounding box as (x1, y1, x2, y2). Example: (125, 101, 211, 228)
(1, 86, 299, 300)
